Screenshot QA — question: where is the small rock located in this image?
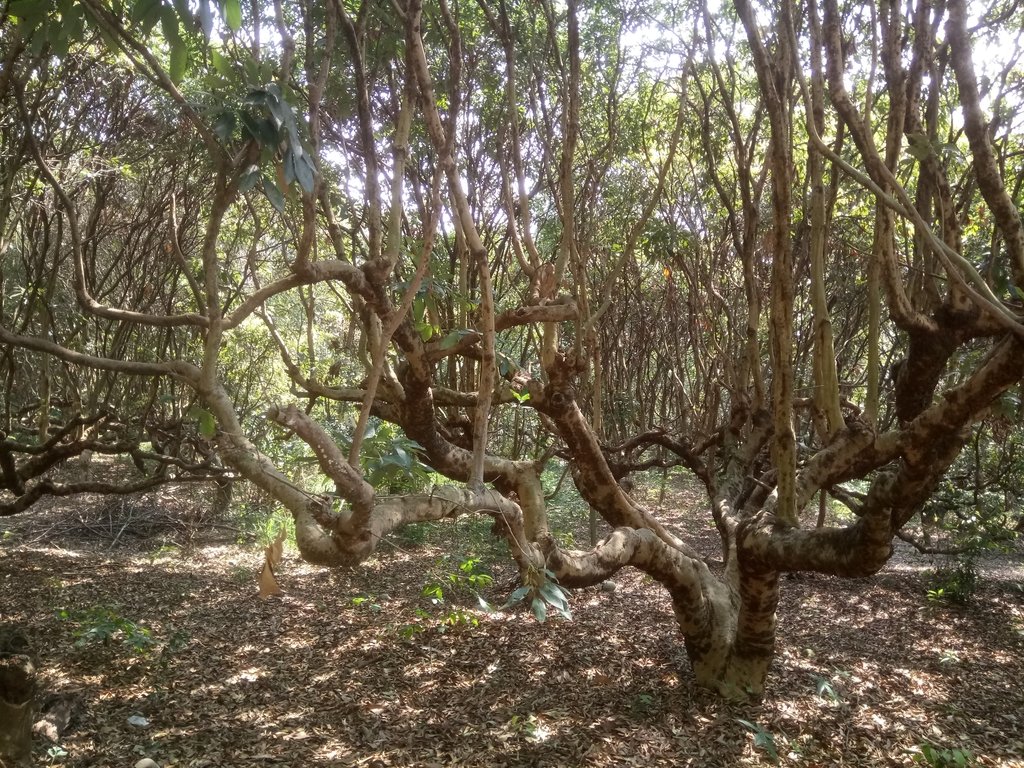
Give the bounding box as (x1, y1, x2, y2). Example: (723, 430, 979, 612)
(126, 715, 150, 728)
(134, 760, 160, 768)
(599, 580, 617, 593)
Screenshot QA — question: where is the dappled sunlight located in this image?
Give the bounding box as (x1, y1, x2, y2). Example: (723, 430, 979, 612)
(2, 490, 1023, 767)
(2, 0, 1023, 762)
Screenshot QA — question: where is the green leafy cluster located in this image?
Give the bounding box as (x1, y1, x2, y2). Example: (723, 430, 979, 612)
(230, 83, 317, 210)
(57, 605, 154, 653)
(926, 558, 979, 605)
(358, 420, 431, 492)
(911, 743, 974, 767)
(422, 556, 494, 609)
(502, 568, 572, 623)
(8, 0, 239, 80)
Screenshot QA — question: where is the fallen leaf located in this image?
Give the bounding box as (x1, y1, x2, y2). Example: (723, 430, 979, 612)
(259, 561, 282, 598)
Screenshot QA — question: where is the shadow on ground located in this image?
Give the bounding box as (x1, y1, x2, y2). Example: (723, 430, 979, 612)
(1, 489, 1023, 767)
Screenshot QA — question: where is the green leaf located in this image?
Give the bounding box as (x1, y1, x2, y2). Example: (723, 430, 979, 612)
(292, 147, 315, 194)
(282, 143, 316, 194)
(282, 147, 297, 185)
(48, 22, 71, 57)
(131, 0, 162, 34)
(501, 586, 530, 609)
(199, 413, 216, 439)
(210, 49, 233, 77)
(188, 407, 216, 438)
(171, 0, 191, 27)
(391, 446, 411, 468)
(262, 88, 287, 129)
(223, 0, 242, 31)
(243, 88, 268, 107)
(421, 583, 444, 602)
(9, 0, 53, 26)
(539, 581, 568, 611)
(237, 164, 260, 193)
(736, 719, 778, 762)
(530, 597, 547, 623)
(239, 111, 278, 145)
(262, 177, 285, 212)
(160, 6, 181, 44)
(168, 40, 188, 84)
(438, 328, 473, 350)
(753, 731, 778, 761)
(29, 30, 48, 56)
(814, 676, 840, 702)
(213, 111, 236, 143)
(496, 350, 519, 378)
(198, 0, 214, 37)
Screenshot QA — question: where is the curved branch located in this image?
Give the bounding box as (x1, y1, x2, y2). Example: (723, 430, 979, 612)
(266, 403, 375, 525)
(0, 475, 201, 517)
(423, 300, 578, 362)
(531, 379, 703, 560)
(0, 325, 199, 382)
(543, 527, 730, 647)
(947, 0, 1024, 289)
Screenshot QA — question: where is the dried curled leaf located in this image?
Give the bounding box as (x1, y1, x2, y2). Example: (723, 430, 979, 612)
(258, 561, 281, 599)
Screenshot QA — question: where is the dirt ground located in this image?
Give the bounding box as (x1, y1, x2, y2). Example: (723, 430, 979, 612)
(1, 482, 1023, 768)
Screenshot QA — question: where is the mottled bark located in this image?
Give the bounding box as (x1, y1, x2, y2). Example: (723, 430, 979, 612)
(0, 628, 34, 767)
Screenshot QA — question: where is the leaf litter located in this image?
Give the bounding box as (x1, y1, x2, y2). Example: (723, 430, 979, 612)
(0, 484, 1022, 768)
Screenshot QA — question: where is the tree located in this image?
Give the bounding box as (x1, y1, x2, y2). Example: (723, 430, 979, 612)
(1, 0, 1022, 699)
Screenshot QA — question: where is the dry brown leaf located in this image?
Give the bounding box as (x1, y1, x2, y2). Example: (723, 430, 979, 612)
(268, 529, 286, 568)
(258, 560, 282, 598)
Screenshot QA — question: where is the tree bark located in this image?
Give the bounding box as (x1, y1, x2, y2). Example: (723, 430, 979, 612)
(0, 628, 35, 767)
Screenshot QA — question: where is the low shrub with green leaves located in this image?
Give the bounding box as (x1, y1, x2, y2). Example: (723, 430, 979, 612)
(926, 558, 979, 605)
(57, 605, 154, 653)
(910, 742, 974, 767)
(422, 556, 494, 609)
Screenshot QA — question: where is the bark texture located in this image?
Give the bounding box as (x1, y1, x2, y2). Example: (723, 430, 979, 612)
(0, 628, 35, 767)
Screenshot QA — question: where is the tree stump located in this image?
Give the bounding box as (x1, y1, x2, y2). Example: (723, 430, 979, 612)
(0, 627, 36, 767)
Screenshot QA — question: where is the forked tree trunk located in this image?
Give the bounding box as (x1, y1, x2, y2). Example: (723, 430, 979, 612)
(671, 564, 780, 698)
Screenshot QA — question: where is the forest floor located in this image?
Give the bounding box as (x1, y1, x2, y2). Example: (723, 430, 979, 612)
(2, 474, 1023, 768)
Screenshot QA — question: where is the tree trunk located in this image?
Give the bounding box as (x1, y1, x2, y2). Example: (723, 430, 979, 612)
(676, 567, 779, 699)
(0, 646, 35, 766)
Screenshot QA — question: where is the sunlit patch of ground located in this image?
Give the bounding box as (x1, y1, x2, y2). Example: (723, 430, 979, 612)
(1, 480, 1022, 767)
